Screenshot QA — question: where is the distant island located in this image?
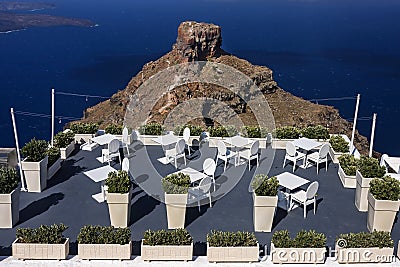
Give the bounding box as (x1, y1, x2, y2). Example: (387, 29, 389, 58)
(0, 2, 95, 33)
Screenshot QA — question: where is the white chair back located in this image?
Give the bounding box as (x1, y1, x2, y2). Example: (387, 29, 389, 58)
(122, 158, 129, 172)
(122, 127, 129, 143)
(380, 154, 388, 167)
(319, 144, 330, 159)
(306, 181, 319, 199)
(183, 127, 190, 142)
(250, 140, 260, 156)
(108, 139, 120, 153)
(131, 130, 139, 141)
(203, 158, 216, 176)
(217, 140, 227, 156)
(286, 142, 296, 157)
(266, 133, 273, 144)
(176, 139, 186, 155)
(198, 176, 212, 194)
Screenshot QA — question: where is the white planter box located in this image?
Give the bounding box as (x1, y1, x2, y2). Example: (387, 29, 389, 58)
(141, 240, 193, 261)
(60, 141, 75, 160)
(355, 170, 374, 212)
(165, 193, 187, 229)
(336, 244, 394, 263)
(21, 156, 48, 193)
(12, 238, 69, 260)
(78, 241, 132, 260)
(253, 194, 277, 232)
(139, 135, 162, 146)
(106, 190, 132, 228)
(367, 192, 400, 232)
(272, 139, 297, 149)
(329, 146, 347, 164)
(207, 242, 259, 263)
(0, 188, 20, 228)
(338, 165, 356, 188)
(270, 242, 326, 264)
(74, 133, 95, 144)
(48, 158, 61, 180)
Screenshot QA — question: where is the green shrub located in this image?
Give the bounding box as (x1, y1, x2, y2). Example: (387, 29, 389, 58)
(21, 138, 48, 162)
(53, 131, 75, 148)
(251, 174, 279, 196)
(70, 122, 99, 134)
(369, 176, 400, 201)
(208, 125, 238, 137)
(301, 125, 330, 140)
(46, 146, 60, 167)
(138, 123, 163, 135)
(173, 124, 203, 136)
(105, 124, 124, 135)
(143, 229, 193, 246)
(0, 167, 19, 194)
(275, 126, 301, 139)
(161, 173, 191, 194)
(16, 224, 68, 244)
(271, 229, 292, 248)
(207, 230, 258, 247)
(329, 135, 349, 153)
(357, 156, 386, 178)
(337, 231, 393, 248)
(105, 170, 131, 194)
(77, 225, 131, 245)
(272, 230, 326, 248)
(338, 154, 359, 176)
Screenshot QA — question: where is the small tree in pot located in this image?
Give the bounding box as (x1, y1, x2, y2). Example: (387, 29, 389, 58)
(0, 167, 20, 228)
(46, 146, 61, 179)
(70, 122, 99, 144)
(53, 130, 75, 159)
(329, 135, 350, 163)
(338, 154, 359, 188)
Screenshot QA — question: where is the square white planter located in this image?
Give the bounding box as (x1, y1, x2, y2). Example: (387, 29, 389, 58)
(165, 193, 187, 229)
(141, 240, 193, 261)
(21, 156, 48, 193)
(74, 133, 95, 144)
(367, 192, 400, 232)
(48, 158, 61, 180)
(207, 242, 259, 263)
(0, 188, 20, 228)
(78, 241, 132, 260)
(106, 190, 132, 228)
(270, 242, 326, 264)
(336, 244, 394, 263)
(338, 165, 356, 188)
(329, 146, 347, 164)
(60, 141, 75, 160)
(253, 194, 277, 232)
(354, 170, 374, 212)
(12, 238, 69, 260)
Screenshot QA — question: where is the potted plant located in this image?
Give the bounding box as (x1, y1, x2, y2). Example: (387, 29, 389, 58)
(105, 124, 124, 135)
(270, 229, 327, 264)
(138, 122, 164, 145)
(336, 231, 394, 263)
(20, 138, 48, 192)
(367, 176, 400, 232)
(272, 126, 301, 149)
(105, 170, 132, 228)
(251, 174, 279, 232)
(70, 122, 99, 144)
(241, 126, 269, 148)
(53, 130, 75, 159)
(329, 135, 350, 163)
(47, 146, 61, 179)
(0, 167, 20, 228)
(174, 124, 203, 136)
(161, 172, 191, 229)
(355, 156, 386, 212)
(301, 125, 330, 140)
(207, 230, 259, 263)
(141, 229, 193, 261)
(12, 223, 69, 260)
(77, 225, 132, 260)
(337, 154, 359, 188)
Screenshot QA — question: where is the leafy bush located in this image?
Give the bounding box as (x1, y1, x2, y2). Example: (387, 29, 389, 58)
(105, 170, 131, 194)
(161, 173, 191, 194)
(338, 154, 359, 176)
(53, 131, 75, 148)
(105, 124, 124, 135)
(337, 231, 393, 248)
(77, 225, 131, 245)
(251, 174, 279, 196)
(173, 124, 204, 136)
(301, 125, 330, 140)
(208, 125, 238, 137)
(369, 176, 400, 201)
(357, 156, 386, 178)
(70, 122, 99, 134)
(138, 123, 163, 135)
(0, 167, 19, 194)
(21, 138, 48, 162)
(329, 135, 349, 153)
(272, 230, 326, 248)
(16, 224, 68, 244)
(46, 146, 60, 167)
(274, 126, 301, 139)
(143, 229, 192, 246)
(240, 126, 268, 138)
(207, 230, 258, 247)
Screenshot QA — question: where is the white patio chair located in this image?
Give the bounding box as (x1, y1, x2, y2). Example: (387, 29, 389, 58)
(290, 181, 319, 218)
(183, 127, 191, 155)
(102, 139, 121, 166)
(239, 140, 260, 171)
(121, 127, 130, 155)
(266, 133, 273, 147)
(165, 139, 186, 169)
(188, 176, 213, 212)
(122, 157, 129, 172)
(306, 143, 330, 174)
(283, 142, 306, 172)
(203, 158, 216, 191)
(216, 140, 236, 171)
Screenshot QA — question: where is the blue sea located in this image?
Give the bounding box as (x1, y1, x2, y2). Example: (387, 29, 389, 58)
(1, 0, 399, 155)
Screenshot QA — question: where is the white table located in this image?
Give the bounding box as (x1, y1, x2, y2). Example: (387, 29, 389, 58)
(90, 134, 117, 146)
(84, 165, 117, 203)
(171, 167, 207, 183)
(383, 156, 400, 174)
(224, 136, 252, 166)
(292, 138, 322, 168)
(152, 135, 180, 164)
(276, 172, 310, 211)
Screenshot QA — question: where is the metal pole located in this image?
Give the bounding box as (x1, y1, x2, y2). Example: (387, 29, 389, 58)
(51, 88, 55, 147)
(350, 94, 360, 154)
(369, 113, 377, 157)
(10, 108, 27, 191)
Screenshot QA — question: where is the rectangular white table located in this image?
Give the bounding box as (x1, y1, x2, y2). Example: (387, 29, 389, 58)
(90, 134, 117, 146)
(276, 172, 310, 211)
(84, 165, 117, 203)
(224, 136, 252, 166)
(384, 156, 400, 174)
(171, 167, 207, 183)
(292, 138, 322, 168)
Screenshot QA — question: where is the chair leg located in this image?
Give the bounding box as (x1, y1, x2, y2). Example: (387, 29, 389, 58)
(292, 160, 295, 172)
(224, 160, 227, 171)
(314, 198, 316, 214)
(326, 159, 328, 172)
(209, 194, 212, 207)
(283, 158, 286, 168)
(126, 144, 130, 155)
(184, 155, 187, 166)
(175, 158, 177, 169)
(212, 177, 216, 192)
(198, 199, 201, 212)
(316, 162, 319, 174)
(248, 159, 251, 171)
(304, 202, 306, 218)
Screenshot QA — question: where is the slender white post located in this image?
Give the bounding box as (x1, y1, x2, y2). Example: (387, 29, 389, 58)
(369, 113, 377, 157)
(350, 94, 360, 154)
(51, 88, 55, 147)
(10, 108, 27, 191)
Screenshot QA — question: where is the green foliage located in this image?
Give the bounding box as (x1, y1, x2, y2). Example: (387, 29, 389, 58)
(77, 225, 131, 245)
(21, 138, 48, 162)
(208, 125, 238, 137)
(272, 230, 326, 248)
(369, 176, 400, 201)
(138, 123, 163, 135)
(274, 126, 301, 139)
(161, 173, 191, 194)
(329, 135, 349, 153)
(143, 229, 193, 246)
(16, 224, 68, 244)
(173, 124, 204, 136)
(207, 230, 258, 247)
(338, 154, 359, 176)
(0, 167, 19, 194)
(46, 146, 60, 167)
(357, 156, 386, 178)
(105, 124, 124, 135)
(251, 174, 279, 196)
(241, 126, 268, 138)
(337, 231, 394, 248)
(105, 170, 131, 194)
(70, 122, 99, 134)
(301, 125, 330, 140)
(53, 131, 74, 148)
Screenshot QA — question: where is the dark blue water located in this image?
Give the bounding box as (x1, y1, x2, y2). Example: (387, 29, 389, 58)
(1, 0, 399, 155)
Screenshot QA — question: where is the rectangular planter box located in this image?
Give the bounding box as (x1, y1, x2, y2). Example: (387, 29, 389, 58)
(106, 190, 132, 228)
(272, 139, 296, 149)
(355, 170, 374, 212)
(270, 242, 326, 264)
(139, 135, 162, 146)
(338, 165, 356, 188)
(141, 240, 193, 261)
(253, 194, 277, 232)
(0, 188, 20, 228)
(165, 193, 187, 229)
(78, 241, 132, 260)
(12, 238, 69, 260)
(329, 147, 347, 164)
(367, 192, 400, 232)
(21, 156, 48, 193)
(207, 242, 259, 263)
(60, 141, 75, 160)
(74, 133, 96, 144)
(336, 244, 394, 263)
(48, 158, 61, 180)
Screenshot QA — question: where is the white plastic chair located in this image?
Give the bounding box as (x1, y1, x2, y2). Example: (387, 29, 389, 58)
(203, 158, 216, 191)
(121, 127, 130, 155)
(183, 127, 191, 155)
(306, 143, 330, 174)
(102, 139, 121, 166)
(188, 176, 213, 212)
(216, 140, 236, 171)
(165, 139, 186, 169)
(122, 157, 129, 172)
(283, 142, 306, 172)
(290, 181, 319, 218)
(239, 140, 260, 171)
